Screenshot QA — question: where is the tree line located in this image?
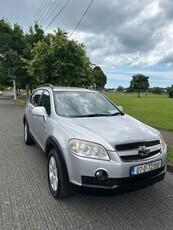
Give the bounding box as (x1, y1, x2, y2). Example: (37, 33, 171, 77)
(0, 19, 107, 95)
(117, 74, 173, 98)
(1, 18, 172, 99)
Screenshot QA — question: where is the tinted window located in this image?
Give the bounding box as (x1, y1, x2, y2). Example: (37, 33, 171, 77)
(30, 90, 43, 106)
(39, 90, 51, 116)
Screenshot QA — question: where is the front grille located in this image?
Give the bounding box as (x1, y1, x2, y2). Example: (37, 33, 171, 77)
(115, 140, 160, 151)
(120, 149, 161, 162)
(81, 166, 165, 187)
(115, 139, 161, 162)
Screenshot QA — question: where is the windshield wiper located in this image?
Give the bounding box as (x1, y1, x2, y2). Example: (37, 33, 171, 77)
(72, 113, 111, 118)
(110, 112, 122, 116)
(69, 112, 123, 118)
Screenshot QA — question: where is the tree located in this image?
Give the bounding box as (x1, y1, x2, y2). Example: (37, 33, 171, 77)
(0, 19, 13, 87)
(92, 66, 107, 90)
(0, 19, 45, 98)
(116, 85, 124, 92)
(22, 24, 45, 97)
(27, 28, 93, 87)
(0, 19, 26, 90)
(129, 74, 149, 97)
(168, 85, 173, 98)
(0, 19, 13, 54)
(152, 87, 162, 95)
(169, 89, 173, 98)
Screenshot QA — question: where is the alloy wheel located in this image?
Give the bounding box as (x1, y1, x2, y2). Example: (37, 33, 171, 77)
(49, 156, 58, 192)
(24, 123, 28, 142)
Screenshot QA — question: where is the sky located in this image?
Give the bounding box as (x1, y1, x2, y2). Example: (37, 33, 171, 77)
(0, 0, 173, 88)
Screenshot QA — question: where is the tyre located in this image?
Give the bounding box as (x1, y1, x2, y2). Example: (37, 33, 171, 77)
(24, 121, 34, 145)
(47, 148, 72, 199)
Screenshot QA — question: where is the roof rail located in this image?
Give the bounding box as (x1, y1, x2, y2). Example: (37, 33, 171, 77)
(39, 84, 54, 89)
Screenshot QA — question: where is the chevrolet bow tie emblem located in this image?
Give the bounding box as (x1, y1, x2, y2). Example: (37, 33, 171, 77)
(138, 146, 150, 156)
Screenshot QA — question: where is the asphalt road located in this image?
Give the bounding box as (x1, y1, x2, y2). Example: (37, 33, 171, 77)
(0, 95, 173, 230)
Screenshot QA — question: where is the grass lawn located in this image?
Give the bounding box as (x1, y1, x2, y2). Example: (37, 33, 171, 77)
(104, 92, 173, 131)
(105, 92, 173, 161)
(13, 94, 27, 105)
(167, 145, 173, 163)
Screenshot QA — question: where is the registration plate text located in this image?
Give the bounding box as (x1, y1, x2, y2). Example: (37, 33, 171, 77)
(131, 160, 162, 176)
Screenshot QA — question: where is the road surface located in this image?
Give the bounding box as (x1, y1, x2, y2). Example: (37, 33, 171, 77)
(0, 96, 173, 230)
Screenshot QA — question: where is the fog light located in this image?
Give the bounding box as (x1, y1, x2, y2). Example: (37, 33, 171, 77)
(95, 170, 108, 180)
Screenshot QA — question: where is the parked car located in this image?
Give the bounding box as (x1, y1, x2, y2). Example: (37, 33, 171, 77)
(0, 90, 3, 96)
(23, 84, 167, 198)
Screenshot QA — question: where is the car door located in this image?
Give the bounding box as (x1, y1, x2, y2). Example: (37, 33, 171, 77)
(33, 90, 51, 150)
(27, 89, 44, 138)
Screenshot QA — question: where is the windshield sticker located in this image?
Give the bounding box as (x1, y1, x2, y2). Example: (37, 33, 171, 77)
(109, 110, 117, 114)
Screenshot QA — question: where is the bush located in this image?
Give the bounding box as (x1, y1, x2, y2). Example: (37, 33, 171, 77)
(169, 88, 173, 98)
(152, 87, 162, 95)
(0, 86, 5, 91)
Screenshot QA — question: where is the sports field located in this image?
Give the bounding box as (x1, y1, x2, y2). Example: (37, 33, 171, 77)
(105, 93, 173, 131)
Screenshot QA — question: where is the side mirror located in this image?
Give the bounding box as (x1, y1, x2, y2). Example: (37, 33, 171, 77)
(117, 106, 123, 112)
(32, 106, 48, 120)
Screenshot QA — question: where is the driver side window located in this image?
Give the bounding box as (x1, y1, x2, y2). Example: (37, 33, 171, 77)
(39, 90, 51, 116)
(30, 90, 43, 106)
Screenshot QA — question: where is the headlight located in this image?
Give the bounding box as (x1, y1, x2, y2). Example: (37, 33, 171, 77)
(69, 139, 110, 161)
(159, 132, 167, 153)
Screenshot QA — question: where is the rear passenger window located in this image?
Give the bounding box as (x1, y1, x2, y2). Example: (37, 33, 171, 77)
(39, 90, 51, 116)
(30, 90, 43, 106)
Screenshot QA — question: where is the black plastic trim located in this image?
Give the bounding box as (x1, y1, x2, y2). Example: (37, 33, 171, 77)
(81, 166, 165, 189)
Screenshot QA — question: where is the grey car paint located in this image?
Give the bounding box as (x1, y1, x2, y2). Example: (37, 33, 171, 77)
(24, 85, 167, 194)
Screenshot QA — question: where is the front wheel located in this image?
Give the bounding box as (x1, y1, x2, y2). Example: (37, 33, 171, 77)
(24, 121, 34, 145)
(47, 149, 72, 199)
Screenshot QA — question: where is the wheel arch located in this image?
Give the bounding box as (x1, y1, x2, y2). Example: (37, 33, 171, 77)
(23, 115, 26, 124)
(45, 136, 69, 178)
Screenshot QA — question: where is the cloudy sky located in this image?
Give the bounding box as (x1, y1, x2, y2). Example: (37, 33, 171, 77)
(1, 0, 173, 88)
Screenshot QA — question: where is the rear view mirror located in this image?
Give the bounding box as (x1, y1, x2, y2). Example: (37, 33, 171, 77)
(32, 106, 48, 119)
(117, 106, 123, 112)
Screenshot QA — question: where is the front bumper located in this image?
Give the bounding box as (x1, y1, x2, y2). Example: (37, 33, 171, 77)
(81, 166, 166, 190)
(62, 148, 167, 190)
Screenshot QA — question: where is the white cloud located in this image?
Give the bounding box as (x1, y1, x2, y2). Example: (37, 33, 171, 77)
(1, 0, 173, 87)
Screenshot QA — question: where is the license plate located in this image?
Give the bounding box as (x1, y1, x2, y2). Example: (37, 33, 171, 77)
(131, 160, 162, 176)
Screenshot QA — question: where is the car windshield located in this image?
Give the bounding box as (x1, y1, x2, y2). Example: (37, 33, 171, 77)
(54, 91, 121, 118)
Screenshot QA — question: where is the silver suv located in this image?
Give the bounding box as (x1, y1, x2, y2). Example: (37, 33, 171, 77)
(23, 84, 167, 198)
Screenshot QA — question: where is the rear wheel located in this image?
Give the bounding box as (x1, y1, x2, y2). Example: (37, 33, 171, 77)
(24, 121, 34, 145)
(47, 149, 72, 199)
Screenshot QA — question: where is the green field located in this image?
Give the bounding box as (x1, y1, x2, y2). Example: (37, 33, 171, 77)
(168, 146, 173, 162)
(105, 93, 173, 131)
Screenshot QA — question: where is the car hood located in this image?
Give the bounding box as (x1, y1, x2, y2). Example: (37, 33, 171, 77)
(58, 114, 160, 151)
